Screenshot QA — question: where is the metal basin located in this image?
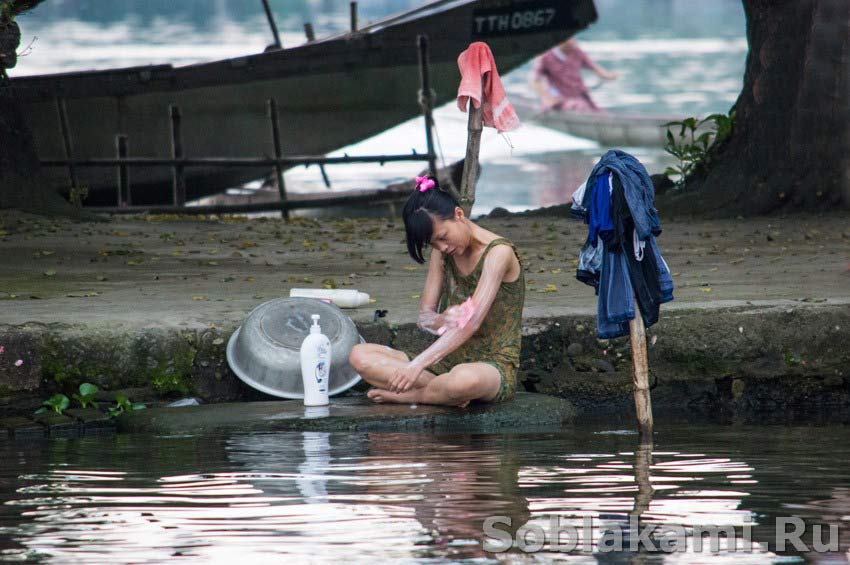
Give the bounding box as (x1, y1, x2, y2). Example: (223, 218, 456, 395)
(226, 297, 362, 399)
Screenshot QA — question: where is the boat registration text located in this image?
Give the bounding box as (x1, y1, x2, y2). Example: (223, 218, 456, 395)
(472, 1, 575, 37)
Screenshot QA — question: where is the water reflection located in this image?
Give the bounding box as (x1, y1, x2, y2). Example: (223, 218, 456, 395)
(2, 427, 849, 562)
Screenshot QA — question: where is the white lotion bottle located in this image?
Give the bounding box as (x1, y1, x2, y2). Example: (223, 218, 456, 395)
(290, 288, 370, 308)
(300, 314, 331, 406)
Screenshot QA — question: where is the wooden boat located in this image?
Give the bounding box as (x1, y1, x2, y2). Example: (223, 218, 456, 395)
(12, 0, 598, 205)
(512, 97, 702, 148)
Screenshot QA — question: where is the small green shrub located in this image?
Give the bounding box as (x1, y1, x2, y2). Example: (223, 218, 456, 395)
(107, 394, 146, 417)
(664, 111, 735, 187)
(35, 393, 69, 415)
(72, 382, 99, 409)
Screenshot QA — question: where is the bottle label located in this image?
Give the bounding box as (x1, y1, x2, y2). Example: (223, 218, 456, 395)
(314, 360, 328, 392)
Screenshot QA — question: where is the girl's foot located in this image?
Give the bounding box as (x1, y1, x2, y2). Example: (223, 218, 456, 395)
(367, 388, 420, 404)
(367, 388, 471, 408)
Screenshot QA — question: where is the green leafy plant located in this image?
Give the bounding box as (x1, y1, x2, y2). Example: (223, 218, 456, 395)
(664, 111, 734, 188)
(68, 185, 89, 208)
(35, 393, 69, 415)
(72, 382, 99, 409)
(107, 394, 146, 417)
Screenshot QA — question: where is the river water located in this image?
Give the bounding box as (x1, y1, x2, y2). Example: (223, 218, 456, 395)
(6, 6, 848, 563)
(10, 0, 747, 214)
(1, 423, 849, 563)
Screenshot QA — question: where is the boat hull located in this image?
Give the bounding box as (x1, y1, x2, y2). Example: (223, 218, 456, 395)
(12, 0, 598, 205)
(513, 99, 709, 148)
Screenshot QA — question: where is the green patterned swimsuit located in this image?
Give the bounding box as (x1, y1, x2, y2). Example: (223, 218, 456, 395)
(428, 238, 525, 403)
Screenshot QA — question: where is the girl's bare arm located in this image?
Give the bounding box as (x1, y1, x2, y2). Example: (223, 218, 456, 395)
(417, 248, 446, 334)
(410, 245, 515, 370)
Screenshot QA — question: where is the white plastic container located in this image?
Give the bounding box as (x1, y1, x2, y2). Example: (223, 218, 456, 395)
(289, 288, 370, 308)
(300, 314, 331, 406)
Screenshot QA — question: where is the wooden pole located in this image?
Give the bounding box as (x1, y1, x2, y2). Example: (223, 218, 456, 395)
(631, 438, 654, 517)
(55, 97, 78, 193)
(416, 35, 439, 182)
(350, 2, 358, 32)
(169, 105, 186, 207)
(115, 135, 130, 207)
(261, 0, 282, 49)
(267, 98, 290, 220)
(629, 301, 654, 437)
(318, 163, 331, 188)
(458, 75, 484, 217)
(304, 22, 316, 42)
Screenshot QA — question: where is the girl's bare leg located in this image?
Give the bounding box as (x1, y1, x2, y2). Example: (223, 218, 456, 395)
(348, 343, 436, 391)
(367, 362, 502, 407)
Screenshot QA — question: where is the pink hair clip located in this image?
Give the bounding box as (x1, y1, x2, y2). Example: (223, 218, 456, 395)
(415, 175, 435, 192)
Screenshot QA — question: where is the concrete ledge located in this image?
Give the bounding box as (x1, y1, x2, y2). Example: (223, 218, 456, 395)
(115, 392, 576, 434)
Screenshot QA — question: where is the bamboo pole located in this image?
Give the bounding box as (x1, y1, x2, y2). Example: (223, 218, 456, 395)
(416, 35, 439, 181)
(41, 153, 430, 168)
(261, 0, 282, 49)
(115, 135, 129, 207)
(350, 2, 358, 32)
(55, 97, 78, 193)
(304, 23, 316, 42)
(90, 188, 406, 215)
(169, 105, 186, 207)
(267, 98, 290, 220)
(631, 438, 654, 517)
(458, 75, 484, 217)
(629, 301, 653, 437)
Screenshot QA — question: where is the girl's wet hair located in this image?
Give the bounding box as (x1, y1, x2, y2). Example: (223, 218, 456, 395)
(402, 176, 459, 263)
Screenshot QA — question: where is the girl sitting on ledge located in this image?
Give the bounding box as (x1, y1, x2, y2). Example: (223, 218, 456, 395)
(348, 175, 525, 407)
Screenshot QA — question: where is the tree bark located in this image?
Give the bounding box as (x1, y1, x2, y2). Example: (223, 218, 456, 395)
(1, 4, 76, 216)
(662, 0, 850, 216)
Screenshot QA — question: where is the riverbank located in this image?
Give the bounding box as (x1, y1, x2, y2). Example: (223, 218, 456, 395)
(0, 208, 848, 421)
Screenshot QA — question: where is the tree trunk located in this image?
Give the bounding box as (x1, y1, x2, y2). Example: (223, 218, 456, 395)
(1, 13, 75, 216)
(663, 0, 850, 216)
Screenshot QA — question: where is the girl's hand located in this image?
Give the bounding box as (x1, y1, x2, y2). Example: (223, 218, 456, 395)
(418, 310, 450, 335)
(388, 362, 424, 393)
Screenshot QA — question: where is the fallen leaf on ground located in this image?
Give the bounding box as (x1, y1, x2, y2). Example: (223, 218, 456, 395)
(43, 269, 56, 277)
(192, 295, 207, 301)
(540, 284, 558, 293)
(700, 287, 712, 293)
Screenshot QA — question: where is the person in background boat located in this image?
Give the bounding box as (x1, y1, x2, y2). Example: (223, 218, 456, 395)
(348, 175, 525, 407)
(529, 38, 618, 113)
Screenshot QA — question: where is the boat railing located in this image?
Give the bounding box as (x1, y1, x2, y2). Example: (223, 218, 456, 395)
(40, 35, 441, 219)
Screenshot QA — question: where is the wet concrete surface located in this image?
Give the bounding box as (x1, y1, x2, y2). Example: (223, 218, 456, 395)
(115, 392, 577, 434)
(0, 209, 848, 418)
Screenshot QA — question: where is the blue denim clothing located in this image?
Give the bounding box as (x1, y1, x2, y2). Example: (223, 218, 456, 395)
(573, 150, 674, 338)
(587, 174, 614, 247)
(597, 248, 634, 339)
(649, 237, 674, 302)
(581, 149, 661, 241)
